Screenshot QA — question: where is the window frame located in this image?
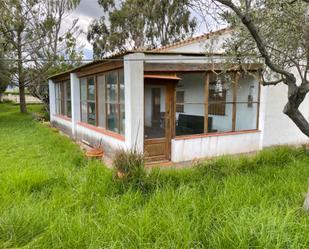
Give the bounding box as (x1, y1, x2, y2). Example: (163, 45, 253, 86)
(87, 77, 97, 125)
(55, 80, 71, 118)
(79, 68, 125, 136)
(176, 90, 185, 113)
(66, 81, 72, 118)
(174, 71, 261, 137)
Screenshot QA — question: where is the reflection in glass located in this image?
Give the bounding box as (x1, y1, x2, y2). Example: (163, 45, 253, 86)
(81, 102, 87, 122)
(119, 70, 125, 103)
(120, 104, 125, 135)
(107, 103, 119, 133)
(106, 72, 118, 102)
(88, 102, 96, 125)
(88, 78, 95, 101)
(208, 73, 233, 133)
(144, 86, 166, 139)
(97, 75, 106, 128)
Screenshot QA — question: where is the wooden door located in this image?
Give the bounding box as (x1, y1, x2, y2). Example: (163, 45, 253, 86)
(144, 81, 175, 162)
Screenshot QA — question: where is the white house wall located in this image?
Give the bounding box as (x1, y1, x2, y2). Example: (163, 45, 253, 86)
(171, 131, 261, 162)
(262, 83, 309, 147)
(52, 115, 73, 137)
(76, 124, 126, 155)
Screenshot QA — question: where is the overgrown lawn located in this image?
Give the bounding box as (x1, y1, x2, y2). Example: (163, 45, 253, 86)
(1, 103, 309, 248)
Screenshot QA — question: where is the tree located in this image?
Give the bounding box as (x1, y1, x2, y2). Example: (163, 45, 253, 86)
(0, 54, 10, 99)
(193, 0, 309, 138)
(0, 0, 81, 113)
(27, 0, 83, 115)
(87, 0, 197, 58)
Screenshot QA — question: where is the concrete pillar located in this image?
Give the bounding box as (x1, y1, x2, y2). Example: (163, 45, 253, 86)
(124, 53, 145, 152)
(70, 73, 81, 139)
(48, 79, 56, 121)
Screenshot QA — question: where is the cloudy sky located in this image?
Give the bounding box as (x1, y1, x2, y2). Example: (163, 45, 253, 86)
(63, 0, 102, 59)
(65, 0, 221, 59)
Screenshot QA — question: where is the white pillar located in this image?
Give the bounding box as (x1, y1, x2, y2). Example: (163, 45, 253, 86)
(70, 73, 81, 138)
(48, 79, 56, 121)
(259, 84, 267, 149)
(124, 53, 145, 152)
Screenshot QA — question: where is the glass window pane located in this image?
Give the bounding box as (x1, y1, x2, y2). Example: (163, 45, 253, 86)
(55, 84, 60, 114)
(88, 102, 96, 125)
(175, 73, 205, 136)
(106, 71, 118, 102)
(144, 86, 166, 139)
(66, 81, 71, 100)
(235, 103, 258, 131)
(120, 103, 125, 135)
(237, 75, 259, 103)
(88, 78, 95, 101)
(107, 103, 119, 133)
(80, 78, 87, 102)
(208, 73, 233, 133)
(60, 83, 66, 116)
(119, 70, 125, 103)
(235, 74, 259, 131)
(67, 101, 71, 118)
(97, 75, 106, 128)
(81, 101, 87, 123)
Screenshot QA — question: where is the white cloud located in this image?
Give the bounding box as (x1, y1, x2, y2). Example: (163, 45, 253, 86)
(62, 0, 103, 58)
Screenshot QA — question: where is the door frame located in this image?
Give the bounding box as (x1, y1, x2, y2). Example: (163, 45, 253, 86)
(144, 78, 176, 161)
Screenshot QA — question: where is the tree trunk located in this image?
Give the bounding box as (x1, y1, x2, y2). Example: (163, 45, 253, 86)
(284, 104, 309, 137)
(283, 81, 309, 138)
(17, 28, 27, 113)
(19, 84, 27, 113)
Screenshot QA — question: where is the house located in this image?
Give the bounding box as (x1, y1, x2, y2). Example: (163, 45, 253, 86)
(48, 28, 309, 163)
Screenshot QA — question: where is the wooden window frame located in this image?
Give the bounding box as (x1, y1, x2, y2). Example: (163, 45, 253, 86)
(55, 80, 71, 118)
(174, 70, 261, 138)
(176, 90, 185, 113)
(87, 77, 97, 126)
(204, 71, 261, 134)
(79, 68, 125, 135)
(105, 70, 120, 133)
(66, 81, 72, 118)
(208, 88, 227, 116)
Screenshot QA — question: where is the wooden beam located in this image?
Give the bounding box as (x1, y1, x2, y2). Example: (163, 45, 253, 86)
(232, 72, 240, 132)
(204, 73, 210, 134)
(53, 74, 70, 82)
(256, 72, 262, 130)
(95, 75, 99, 126)
(144, 63, 263, 72)
(76, 61, 123, 78)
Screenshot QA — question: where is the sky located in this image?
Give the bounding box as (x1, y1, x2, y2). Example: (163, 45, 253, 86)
(65, 0, 222, 59)
(64, 0, 103, 59)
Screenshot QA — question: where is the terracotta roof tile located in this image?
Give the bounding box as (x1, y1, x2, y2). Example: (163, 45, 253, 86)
(152, 27, 233, 52)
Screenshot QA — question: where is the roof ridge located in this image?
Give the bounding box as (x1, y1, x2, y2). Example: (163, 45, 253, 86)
(152, 27, 233, 52)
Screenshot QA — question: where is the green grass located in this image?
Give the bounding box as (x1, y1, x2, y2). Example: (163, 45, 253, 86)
(1, 103, 309, 248)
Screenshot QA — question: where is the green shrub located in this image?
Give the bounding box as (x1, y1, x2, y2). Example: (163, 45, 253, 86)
(113, 149, 148, 192)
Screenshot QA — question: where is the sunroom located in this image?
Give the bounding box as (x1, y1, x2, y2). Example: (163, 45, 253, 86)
(49, 52, 262, 163)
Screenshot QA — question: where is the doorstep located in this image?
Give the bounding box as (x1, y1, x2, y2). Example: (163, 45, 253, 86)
(145, 160, 175, 168)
